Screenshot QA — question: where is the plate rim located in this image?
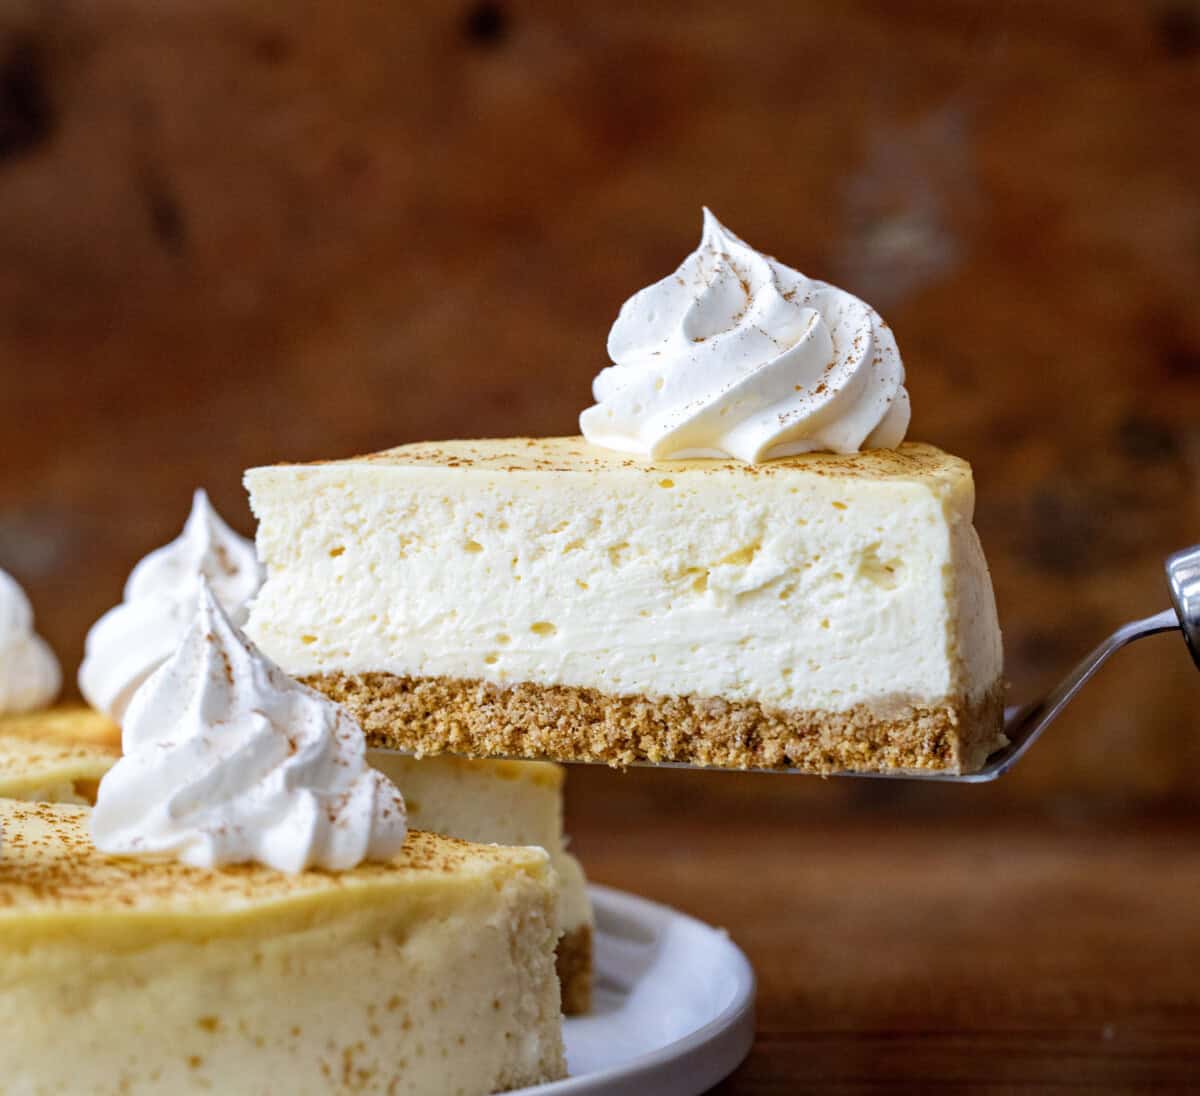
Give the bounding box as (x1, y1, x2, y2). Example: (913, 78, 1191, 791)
(514, 882, 757, 1096)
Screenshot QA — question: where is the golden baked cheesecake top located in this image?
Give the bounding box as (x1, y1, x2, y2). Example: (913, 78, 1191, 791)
(0, 799, 553, 941)
(0, 705, 121, 748)
(290, 436, 968, 486)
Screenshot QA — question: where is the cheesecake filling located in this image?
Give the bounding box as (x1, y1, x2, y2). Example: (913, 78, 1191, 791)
(580, 209, 909, 462)
(93, 582, 407, 872)
(0, 568, 60, 714)
(79, 488, 263, 722)
(246, 445, 1002, 717)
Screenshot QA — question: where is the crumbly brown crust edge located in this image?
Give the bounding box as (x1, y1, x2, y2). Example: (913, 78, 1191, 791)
(556, 923, 592, 1016)
(303, 672, 1007, 775)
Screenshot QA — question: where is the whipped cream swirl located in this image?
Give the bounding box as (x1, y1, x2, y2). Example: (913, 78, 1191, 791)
(0, 568, 61, 713)
(92, 583, 407, 873)
(79, 489, 262, 723)
(580, 209, 910, 462)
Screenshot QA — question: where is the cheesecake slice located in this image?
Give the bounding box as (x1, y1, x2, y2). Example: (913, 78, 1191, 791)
(368, 751, 593, 1013)
(0, 707, 120, 804)
(0, 799, 566, 1095)
(246, 437, 1005, 774)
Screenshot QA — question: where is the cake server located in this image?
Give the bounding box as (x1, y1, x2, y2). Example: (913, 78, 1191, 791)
(854, 543, 1200, 784)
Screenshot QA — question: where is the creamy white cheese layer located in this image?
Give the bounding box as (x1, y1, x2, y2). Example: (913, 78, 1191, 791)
(245, 438, 1002, 713)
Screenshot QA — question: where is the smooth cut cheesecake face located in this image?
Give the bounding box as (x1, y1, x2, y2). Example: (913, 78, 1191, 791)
(248, 437, 1000, 713)
(0, 707, 120, 804)
(0, 799, 566, 1095)
(246, 437, 1004, 773)
(367, 751, 593, 1013)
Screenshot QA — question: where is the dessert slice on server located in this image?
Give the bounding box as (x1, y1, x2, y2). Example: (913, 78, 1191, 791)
(247, 440, 1002, 773)
(245, 212, 1004, 775)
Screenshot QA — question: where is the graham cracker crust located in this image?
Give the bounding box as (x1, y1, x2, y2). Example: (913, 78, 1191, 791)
(556, 923, 592, 1015)
(304, 672, 1007, 775)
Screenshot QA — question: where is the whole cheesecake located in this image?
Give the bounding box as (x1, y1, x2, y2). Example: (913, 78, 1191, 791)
(246, 437, 1004, 774)
(0, 799, 566, 1095)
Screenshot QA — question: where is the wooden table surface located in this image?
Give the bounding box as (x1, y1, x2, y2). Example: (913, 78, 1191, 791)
(567, 769, 1200, 1094)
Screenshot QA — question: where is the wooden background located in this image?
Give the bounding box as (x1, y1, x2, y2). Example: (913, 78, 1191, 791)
(1, 1, 1198, 1090)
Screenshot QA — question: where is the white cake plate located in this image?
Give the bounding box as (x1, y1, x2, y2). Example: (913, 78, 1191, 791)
(512, 884, 756, 1096)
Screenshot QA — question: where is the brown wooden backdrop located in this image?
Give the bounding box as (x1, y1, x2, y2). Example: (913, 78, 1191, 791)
(2, 2, 1199, 1089)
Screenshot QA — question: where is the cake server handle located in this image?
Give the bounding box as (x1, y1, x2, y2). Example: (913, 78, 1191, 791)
(961, 543, 1200, 783)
